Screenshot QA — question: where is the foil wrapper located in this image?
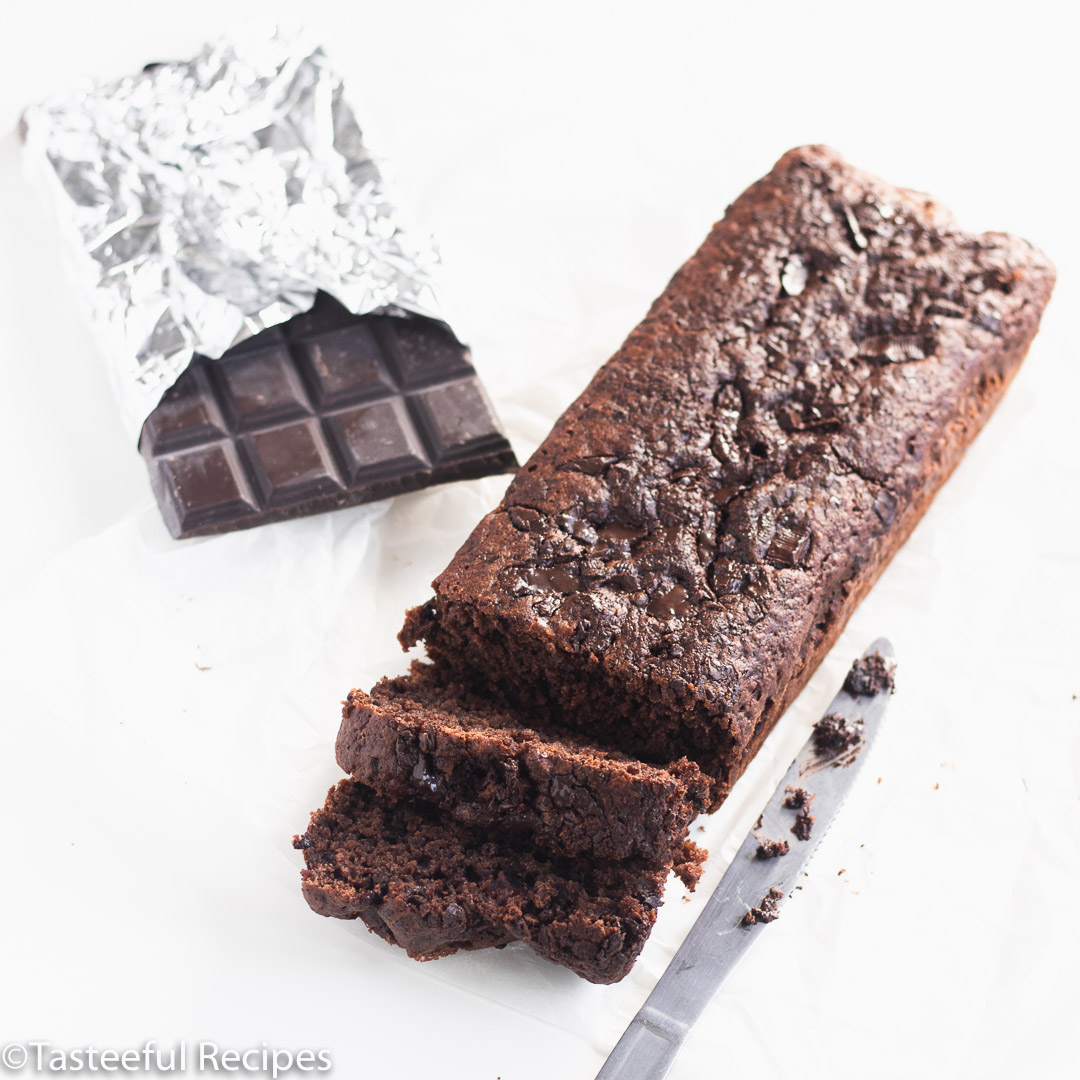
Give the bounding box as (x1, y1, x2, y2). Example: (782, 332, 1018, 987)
(22, 27, 447, 442)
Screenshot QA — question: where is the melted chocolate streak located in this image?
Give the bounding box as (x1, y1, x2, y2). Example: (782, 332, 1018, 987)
(798, 738, 865, 776)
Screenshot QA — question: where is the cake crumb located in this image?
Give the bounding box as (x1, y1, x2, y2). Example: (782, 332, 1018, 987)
(756, 837, 790, 859)
(742, 886, 784, 926)
(837, 868, 846, 876)
(784, 785, 814, 809)
(813, 712, 864, 753)
(673, 840, 706, 891)
(844, 652, 896, 696)
(791, 808, 814, 841)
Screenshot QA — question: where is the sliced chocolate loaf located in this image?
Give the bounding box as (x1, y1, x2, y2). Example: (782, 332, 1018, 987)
(335, 664, 709, 864)
(401, 145, 1055, 802)
(294, 779, 704, 984)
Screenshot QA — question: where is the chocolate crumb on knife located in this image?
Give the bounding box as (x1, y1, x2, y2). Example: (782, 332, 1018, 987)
(791, 808, 815, 841)
(844, 652, 897, 697)
(756, 837, 790, 859)
(813, 713, 865, 753)
(784, 785, 815, 810)
(742, 887, 784, 926)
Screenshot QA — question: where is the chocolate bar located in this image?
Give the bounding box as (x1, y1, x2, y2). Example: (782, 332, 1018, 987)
(140, 294, 518, 538)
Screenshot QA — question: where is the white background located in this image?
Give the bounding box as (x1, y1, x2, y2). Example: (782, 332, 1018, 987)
(1, 3, 1077, 1079)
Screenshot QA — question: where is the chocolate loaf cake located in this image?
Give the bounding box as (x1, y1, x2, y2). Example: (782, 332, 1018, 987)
(294, 779, 703, 984)
(401, 145, 1055, 801)
(335, 663, 709, 864)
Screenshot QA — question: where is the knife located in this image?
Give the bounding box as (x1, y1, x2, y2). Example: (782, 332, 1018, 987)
(595, 638, 895, 1080)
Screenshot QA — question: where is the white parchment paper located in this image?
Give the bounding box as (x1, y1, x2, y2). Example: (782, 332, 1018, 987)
(1, 300, 1077, 1078)
(1, 6, 1078, 1077)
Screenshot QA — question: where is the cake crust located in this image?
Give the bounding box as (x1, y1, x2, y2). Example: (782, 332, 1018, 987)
(402, 145, 1055, 801)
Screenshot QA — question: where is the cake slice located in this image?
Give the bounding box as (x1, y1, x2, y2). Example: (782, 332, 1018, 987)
(294, 779, 703, 984)
(335, 663, 709, 864)
(401, 145, 1055, 803)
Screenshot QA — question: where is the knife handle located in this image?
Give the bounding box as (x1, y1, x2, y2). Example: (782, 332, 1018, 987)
(594, 1006, 687, 1080)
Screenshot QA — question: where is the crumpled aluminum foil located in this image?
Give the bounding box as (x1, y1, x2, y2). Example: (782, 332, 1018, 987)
(22, 27, 447, 442)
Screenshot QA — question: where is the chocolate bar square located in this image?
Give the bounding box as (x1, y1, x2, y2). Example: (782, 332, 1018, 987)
(140, 294, 518, 538)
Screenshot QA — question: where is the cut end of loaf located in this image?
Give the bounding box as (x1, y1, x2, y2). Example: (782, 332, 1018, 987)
(294, 779, 699, 984)
(335, 661, 710, 864)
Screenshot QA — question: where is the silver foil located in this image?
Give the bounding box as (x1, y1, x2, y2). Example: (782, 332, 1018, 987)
(22, 27, 447, 442)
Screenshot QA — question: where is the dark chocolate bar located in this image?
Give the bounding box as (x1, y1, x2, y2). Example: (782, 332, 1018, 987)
(139, 294, 518, 538)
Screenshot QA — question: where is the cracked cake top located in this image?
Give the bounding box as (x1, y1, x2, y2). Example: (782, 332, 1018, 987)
(407, 145, 1054, 773)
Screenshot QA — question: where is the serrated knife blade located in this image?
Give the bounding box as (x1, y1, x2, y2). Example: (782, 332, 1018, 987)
(595, 638, 895, 1080)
